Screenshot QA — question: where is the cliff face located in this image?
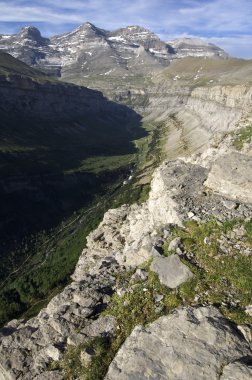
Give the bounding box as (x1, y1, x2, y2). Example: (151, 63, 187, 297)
(0, 74, 126, 118)
(131, 82, 251, 167)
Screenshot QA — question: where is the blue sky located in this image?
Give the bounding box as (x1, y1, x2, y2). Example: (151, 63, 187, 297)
(0, 0, 251, 58)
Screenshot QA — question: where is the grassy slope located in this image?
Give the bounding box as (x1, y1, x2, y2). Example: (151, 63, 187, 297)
(155, 57, 252, 86)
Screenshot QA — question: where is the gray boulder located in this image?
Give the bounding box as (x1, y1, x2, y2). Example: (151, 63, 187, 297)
(105, 306, 252, 380)
(150, 254, 193, 288)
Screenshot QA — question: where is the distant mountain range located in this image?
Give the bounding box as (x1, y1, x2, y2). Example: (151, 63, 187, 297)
(0, 22, 228, 82)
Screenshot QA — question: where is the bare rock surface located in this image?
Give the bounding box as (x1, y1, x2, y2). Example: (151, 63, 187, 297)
(105, 306, 252, 380)
(150, 255, 193, 288)
(168, 37, 227, 59)
(221, 361, 252, 380)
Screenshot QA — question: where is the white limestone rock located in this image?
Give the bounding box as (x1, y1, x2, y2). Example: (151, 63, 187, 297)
(168, 237, 182, 252)
(105, 306, 252, 380)
(116, 245, 161, 268)
(221, 361, 252, 379)
(150, 255, 193, 288)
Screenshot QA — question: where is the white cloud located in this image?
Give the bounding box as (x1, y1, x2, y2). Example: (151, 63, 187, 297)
(0, 0, 250, 33)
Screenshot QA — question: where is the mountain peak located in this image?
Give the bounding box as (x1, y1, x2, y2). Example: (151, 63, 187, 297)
(78, 22, 96, 29)
(18, 26, 42, 39)
(168, 37, 228, 58)
(70, 22, 107, 38)
(112, 25, 153, 37)
(125, 25, 150, 32)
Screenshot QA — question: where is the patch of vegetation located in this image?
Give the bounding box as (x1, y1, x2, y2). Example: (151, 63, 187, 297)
(65, 154, 134, 175)
(59, 337, 113, 380)
(163, 219, 252, 324)
(233, 124, 252, 150)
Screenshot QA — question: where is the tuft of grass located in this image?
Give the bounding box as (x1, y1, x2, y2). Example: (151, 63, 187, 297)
(244, 219, 252, 241)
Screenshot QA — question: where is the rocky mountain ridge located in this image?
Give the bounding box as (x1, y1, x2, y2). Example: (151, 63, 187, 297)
(0, 23, 227, 81)
(168, 37, 227, 58)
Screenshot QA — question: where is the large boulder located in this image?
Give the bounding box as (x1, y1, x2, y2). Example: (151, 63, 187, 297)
(105, 306, 252, 380)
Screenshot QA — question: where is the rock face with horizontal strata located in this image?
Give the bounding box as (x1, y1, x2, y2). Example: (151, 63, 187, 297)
(105, 306, 252, 380)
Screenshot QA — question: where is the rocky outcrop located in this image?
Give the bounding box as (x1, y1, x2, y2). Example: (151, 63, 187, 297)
(141, 81, 252, 179)
(105, 306, 252, 380)
(1, 156, 252, 378)
(205, 152, 252, 204)
(0, 250, 119, 379)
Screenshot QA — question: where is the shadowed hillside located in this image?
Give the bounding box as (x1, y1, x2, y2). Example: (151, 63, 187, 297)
(0, 53, 146, 325)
